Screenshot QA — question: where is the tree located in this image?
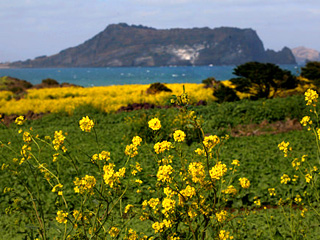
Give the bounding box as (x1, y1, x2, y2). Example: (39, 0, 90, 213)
(230, 62, 297, 99)
(213, 84, 239, 103)
(301, 61, 320, 86)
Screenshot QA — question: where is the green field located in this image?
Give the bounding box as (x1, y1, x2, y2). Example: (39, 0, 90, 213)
(1, 94, 320, 240)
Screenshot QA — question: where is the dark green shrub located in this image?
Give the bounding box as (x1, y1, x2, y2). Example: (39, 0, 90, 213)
(146, 82, 172, 94)
(301, 61, 320, 86)
(42, 78, 59, 86)
(202, 77, 216, 88)
(213, 84, 240, 103)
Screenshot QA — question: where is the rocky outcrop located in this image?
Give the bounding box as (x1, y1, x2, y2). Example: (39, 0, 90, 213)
(9, 23, 296, 68)
(291, 46, 320, 64)
(265, 47, 296, 64)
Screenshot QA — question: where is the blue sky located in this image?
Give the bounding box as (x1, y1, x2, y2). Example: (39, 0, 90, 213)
(1, 0, 320, 62)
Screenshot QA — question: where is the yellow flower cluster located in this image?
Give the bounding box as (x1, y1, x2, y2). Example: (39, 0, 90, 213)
(162, 198, 176, 215)
(173, 130, 186, 142)
(239, 177, 250, 188)
(109, 226, 120, 237)
(92, 150, 110, 163)
(56, 210, 68, 224)
(300, 116, 312, 127)
(125, 136, 142, 158)
(268, 188, 276, 196)
(154, 141, 173, 154)
(132, 136, 142, 146)
(219, 230, 234, 240)
(188, 162, 205, 184)
(280, 174, 291, 184)
(254, 197, 261, 206)
(52, 130, 66, 151)
(157, 165, 174, 183)
(74, 175, 96, 195)
(52, 183, 63, 195)
(209, 161, 227, 180)
(103, 163, 126, 188)
(216, 210, 228, 222)
(222, 185, 237, 196)
(73, 210, 82, 222)
(148, 198, 160, 210)
(231, 159, 240, 167)
(203, 135, 220, 152)
(278, 141, 291, 157)
(148, 118, 161, 130)
(305, 173, 312, 183)
(23, 131, 32, 143)
(79, 116, 94, 132)
(15, 116, 25, 125)
(124, 204, 134, 214)
(305, 89, 318, 106)
(179, 185, 196, 205)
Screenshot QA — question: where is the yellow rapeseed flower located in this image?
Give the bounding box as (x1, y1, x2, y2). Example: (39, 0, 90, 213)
(124, 204, 134, 213)
(222, 185, 237, 196)
(125, 144, 138, 158)
(79, 116, 94, 132)
(23, 132, 32, 143)
(219, 230, 234, 240)
(216, 210, 228, 222)
(148, 118, 161, 130)
(162, 197, 176, 215)
(239, 177, 250, 188)
(173, 130, 186, 142)
(56, 210, 68, 224)
(154, 141, 172, 154)
(300, 116, 312, 126)
(188, 162, 205, 184)
(52, 130, 66, 151)
(305, 173, 312, 183)
(15, 116, 25, 125)
(280, 174, 291, 184)
(132, 136, 142, 146)
(73, 175, 96, 195)
(231, 159, 240, 166)
(278, 141, 291, 157)
(148, 198, 160, 210)
(203, 135, 220, 151)
(152, 222, 165, 233)
(305, 89, 318, 106)
(157, 165, 174, 183)
(109, 226, 120, 237)
(209, 162, 227, 180)
(268, 188, 276, 196)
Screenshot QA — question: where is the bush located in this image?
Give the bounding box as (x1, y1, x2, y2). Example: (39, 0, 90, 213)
(301, 61, 320, 86)
(42, 78, 59, 86)
(213, 84, 240, 103)
(146, 82, 172, 94)
(202, 77, 217, 88)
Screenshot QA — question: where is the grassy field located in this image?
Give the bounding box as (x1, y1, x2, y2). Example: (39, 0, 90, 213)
(0, 85, 320, 239)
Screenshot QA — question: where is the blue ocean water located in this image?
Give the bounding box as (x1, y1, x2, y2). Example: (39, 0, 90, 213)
(0, 65, 301, 87)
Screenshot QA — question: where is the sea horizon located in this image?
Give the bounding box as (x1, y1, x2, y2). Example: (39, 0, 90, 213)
(0, 64, 302, 87)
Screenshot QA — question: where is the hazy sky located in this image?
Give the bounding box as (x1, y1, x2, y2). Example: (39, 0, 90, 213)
(1, 0, 320, 62)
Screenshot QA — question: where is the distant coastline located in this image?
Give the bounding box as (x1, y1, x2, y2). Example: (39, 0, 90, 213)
(0, 65, 300, 87)
(0, 63, 10, 69)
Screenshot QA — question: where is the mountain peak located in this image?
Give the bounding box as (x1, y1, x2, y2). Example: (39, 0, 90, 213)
(9, 23, 296, 68)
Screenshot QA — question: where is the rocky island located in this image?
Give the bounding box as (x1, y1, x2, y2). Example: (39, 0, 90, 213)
(9, 23, 296, 68)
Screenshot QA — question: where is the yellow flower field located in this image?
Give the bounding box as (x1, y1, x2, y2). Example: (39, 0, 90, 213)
(0, 78, 314, 115)
(0, 83, 215, 115)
